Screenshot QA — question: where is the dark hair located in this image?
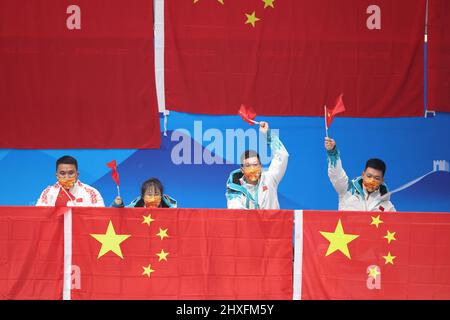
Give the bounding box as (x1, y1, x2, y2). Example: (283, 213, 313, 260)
(365, 158, 386, 176)
(56, 155, 78, 171)
(240, 150, 261, 166)
(140, 178, 164, 198)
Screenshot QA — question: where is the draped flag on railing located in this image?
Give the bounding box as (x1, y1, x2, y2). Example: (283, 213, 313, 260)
(1, 207, 450, 300)
(165, 0, 424, 117)
(296, 210, 450, 299)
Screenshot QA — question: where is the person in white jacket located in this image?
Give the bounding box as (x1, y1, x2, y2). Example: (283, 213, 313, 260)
(325, 137, 395, 212)
(36, 155, 104, 207)
(226, 122, 289, 209)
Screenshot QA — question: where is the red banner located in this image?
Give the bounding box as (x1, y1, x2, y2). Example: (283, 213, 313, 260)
(0, 207, 63, 299)
(428, 0, 450, 112)
(0, 0, 160, 149)
(301, 210, 450, 299)
(71, 207, 293, 299)
(165, 0, 425, 117)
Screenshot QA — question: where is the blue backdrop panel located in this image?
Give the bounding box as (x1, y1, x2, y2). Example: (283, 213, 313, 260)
(0, 112, 449, 212)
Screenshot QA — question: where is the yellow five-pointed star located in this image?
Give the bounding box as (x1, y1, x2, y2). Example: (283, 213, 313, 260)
(319, 219, 360, 259)
(156, 228, 169, 240)
(368, 266, 380, 279)
(142, 264, 155, 277)
(384, 230, 397, 244)
(370, 215, 384, 228)
(90, 220, 131, 259)
(142, 214, 155, 227)
(156, 249, 169, 262)
(245, 11, 260, 27)
(383, 252, 396, 265)
(263, 0, 275, 9)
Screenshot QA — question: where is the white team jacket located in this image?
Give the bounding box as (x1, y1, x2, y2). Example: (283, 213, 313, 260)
(226, 130, 289, 210)
(36, 180, 105, 207)
(327, 148, 395, 212)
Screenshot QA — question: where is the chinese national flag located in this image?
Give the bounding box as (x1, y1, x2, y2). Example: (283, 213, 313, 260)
(106, 160, 120, 186)
(0, 0, 161, 149)
(70, 208, 293, 299)
(298, 210, 450, 299)
(0, 207, 64, 299)
(325, 94, 345, 129)
(166, 0, 424, 117)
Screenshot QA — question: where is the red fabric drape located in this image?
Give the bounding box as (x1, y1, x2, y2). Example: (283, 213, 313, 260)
(165, 0, 425, 117)
(301, 210, 450, 299)
(427, 0, 450, 112)
(71, 208, 293, 299)
(0, 207, 63, 299)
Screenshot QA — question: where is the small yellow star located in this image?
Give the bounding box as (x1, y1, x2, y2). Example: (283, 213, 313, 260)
(245, 11, 260, 28)
(383, 252, 396, 265)
(384, 230, 397, 244)
(90, 220, 131, 259)
(142, 264, 155, 277)
(319, 219, 359, 259)
(156, 228, 169, 240)
(156, 249, 169, 262)
(370, 215, 384, 228)
(142, 214, 155, 227)
(262, 0, 275, 9)
(368, 266, 380, 279)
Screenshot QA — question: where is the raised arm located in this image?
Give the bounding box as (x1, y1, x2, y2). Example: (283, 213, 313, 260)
(325, 137, 349, 196)
(263, 122, 289, 185)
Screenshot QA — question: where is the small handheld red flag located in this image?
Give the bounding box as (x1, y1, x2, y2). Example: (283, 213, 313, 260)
(325, 93, 346, 129)
(106, 160, 120, 187)
(238, 104, 259, 125)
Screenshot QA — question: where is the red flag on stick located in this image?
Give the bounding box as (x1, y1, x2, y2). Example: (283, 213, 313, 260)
(325, 94, 346, 129)
(106, 160, 120, 186)
(238, 104, 259, 126)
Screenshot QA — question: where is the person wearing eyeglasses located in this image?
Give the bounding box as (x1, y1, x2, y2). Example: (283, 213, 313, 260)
(226, 121, 289, 210)
(325, 137, 395, 212)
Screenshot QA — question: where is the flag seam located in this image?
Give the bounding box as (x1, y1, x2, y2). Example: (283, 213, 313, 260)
(293, 210, 303, 300)
(63, 208, 73, 300)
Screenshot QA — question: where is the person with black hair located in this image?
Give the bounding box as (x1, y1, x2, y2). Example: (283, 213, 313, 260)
(112, 178, 177, 208)
(226, 121, 289, 209)
(36, 155, 104, 207)
(325, 137, 395, 211)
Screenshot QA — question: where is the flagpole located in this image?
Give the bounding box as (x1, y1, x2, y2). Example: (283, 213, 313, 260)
(324, 105, 329, 137)
(117, 185, 121, 198)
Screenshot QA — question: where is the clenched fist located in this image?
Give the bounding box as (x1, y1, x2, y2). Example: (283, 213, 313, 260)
(325, 137, 336, 151)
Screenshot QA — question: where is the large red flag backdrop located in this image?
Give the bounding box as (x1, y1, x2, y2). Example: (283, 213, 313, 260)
(0, 0, 161, 149)
(301, 210, 450, 299)
(1, 207, 450, 300)
(165, 0, 425, 117)
(427, 0, 450, 113)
